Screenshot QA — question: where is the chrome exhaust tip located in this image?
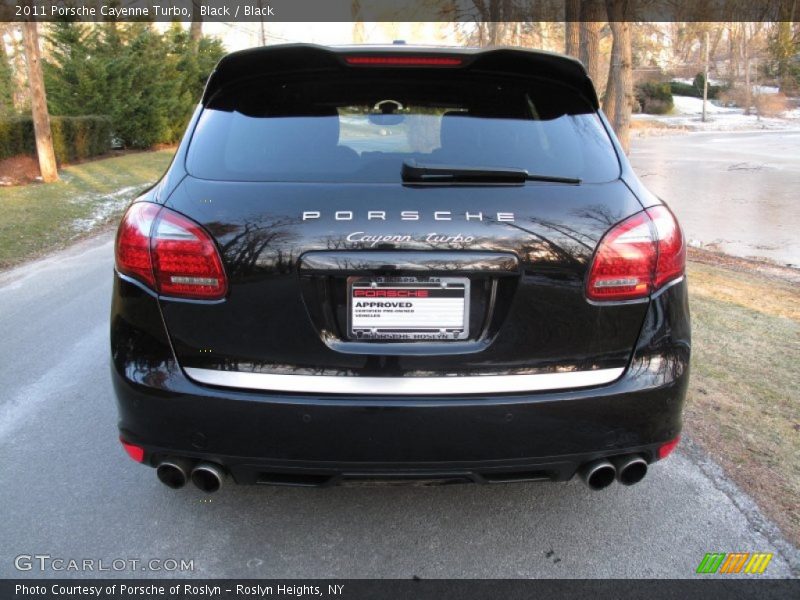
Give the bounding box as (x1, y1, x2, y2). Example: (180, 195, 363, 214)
(156, 457, 193, 489)
(612, 454, 648, 486)
(578, 459, 616, 491)
(191, 462, 225, 493)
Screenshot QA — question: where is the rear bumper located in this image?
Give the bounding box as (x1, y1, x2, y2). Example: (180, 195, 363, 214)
(111, 276, 690, 485)
(112, 356, 688, 485)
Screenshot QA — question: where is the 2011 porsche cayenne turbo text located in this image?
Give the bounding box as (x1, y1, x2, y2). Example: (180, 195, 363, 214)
(111, 44, 689, 493)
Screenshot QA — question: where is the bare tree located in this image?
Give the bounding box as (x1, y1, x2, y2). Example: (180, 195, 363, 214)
(603, 0, 633, 153)
(256, 0, 267, 45)
(0, 24, 14, 116)
(351, 0, 366, 43)
(22, 21, 58, 183)
(773, 1, 798, 93)
(453, 1, 527, 47)
(565, 0, 581, 57)
(742, 23, 752, 115)
(190, 1, 203, 43)
(580, 0, 605, 87)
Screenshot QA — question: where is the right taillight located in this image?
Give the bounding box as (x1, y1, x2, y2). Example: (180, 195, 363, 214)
(586, 206, 685, 302)
(115, 202, 227, 301)
(648, 205, 686, 290)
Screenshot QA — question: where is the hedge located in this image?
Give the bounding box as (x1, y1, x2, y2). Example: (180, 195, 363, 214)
(0, 115, 112, 163)
(635, 82, 674, 115)
(670, 80, 723, 100)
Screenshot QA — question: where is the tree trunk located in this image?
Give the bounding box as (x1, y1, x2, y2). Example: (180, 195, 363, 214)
(728, 23, 739, 84)
(604, 1, 633, 154)
(603, 38, 618, 119)
(351, 0, 365, 43)
(0, 24, 14, 116)
(22, 21, 58, 183)
(776, 1, 797, 92)
(190, 1, 203, 43)
(580, 1, 605, 88)
(742, 25, 751, 115)
(565, 0, 581, 57)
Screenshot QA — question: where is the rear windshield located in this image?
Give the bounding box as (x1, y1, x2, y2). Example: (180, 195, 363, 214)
(187, 72, 620, 183)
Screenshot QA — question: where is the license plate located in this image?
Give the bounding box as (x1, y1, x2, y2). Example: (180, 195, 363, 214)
(348, 277, 469, 341)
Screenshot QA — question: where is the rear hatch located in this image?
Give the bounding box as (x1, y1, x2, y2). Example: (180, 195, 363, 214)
(159, 46, 649, 385)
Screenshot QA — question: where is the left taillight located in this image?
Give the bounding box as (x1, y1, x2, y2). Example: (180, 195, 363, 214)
(115, 202, 160, 288)
(115, 202, 227, 300)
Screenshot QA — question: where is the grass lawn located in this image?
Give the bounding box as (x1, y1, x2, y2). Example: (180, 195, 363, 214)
(0, 150, 174, 269)
(685, 259, 800, 545)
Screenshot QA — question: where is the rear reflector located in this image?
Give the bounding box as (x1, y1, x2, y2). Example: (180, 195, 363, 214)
(658, 435, 680, 459)
(586, 206, 685, 302)
(345, 55, 462, 66)
(120, 437, 145, 463)
(115, 203, 227, 301)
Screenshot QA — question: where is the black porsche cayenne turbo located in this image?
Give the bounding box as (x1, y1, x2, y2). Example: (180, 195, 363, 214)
(111, 44, 689, 493)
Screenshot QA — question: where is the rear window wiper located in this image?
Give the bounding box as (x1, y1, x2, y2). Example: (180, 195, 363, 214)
(401, 160, 581, 185)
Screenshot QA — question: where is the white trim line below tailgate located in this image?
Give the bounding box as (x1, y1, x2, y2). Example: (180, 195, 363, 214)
(183, 367, 625, 395)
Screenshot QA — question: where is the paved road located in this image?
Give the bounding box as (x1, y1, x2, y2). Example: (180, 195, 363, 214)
(630, 130, 800, 268)
(0, 234, 797, 579)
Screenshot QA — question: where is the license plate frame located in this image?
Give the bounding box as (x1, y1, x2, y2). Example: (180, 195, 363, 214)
(347, 276, 470, 341)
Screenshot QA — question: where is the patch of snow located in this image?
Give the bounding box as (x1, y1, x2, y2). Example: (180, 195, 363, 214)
(671, 77, 725, 86)
(754, 85, 780, 95)
(671, 95, 738, 115)
(70, 183, 152, 233)
(782, 107, 800, 119)
(633, 94, 800, 135)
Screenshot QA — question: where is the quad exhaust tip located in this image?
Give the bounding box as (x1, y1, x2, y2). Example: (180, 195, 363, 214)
(579, 455, 649, 490)
(156, 457, 194, 489)
(613, 454, 648, 486)
(191, 462, 225, 493)
(579, 459, 616, 491)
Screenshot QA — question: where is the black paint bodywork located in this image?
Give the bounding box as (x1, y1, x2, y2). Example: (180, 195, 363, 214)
(110, 44, 690, 485)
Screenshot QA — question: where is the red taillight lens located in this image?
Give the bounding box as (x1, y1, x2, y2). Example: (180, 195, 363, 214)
(586, 206, 685, 302)
(120, 437, 144, 463)
(151, 209, 227, 300)
(586, 211, 656, 301)
(658, 435, 680, 459)
(115, 202, 160, 287)
(345, 55, 462, 66)
(115, 203, 227, 300)
(648, 205, 686, 290)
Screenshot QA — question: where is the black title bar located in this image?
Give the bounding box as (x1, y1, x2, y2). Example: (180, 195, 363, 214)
(3, 579, 800, 600)
(1, 0, 796, 23)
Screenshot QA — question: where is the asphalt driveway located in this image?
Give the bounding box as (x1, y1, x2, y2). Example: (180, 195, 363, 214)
(630, 130, 800, 268)
(0, 234, 796, 578)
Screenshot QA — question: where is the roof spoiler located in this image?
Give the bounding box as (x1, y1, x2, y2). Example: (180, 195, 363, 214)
(201, 43, 599, 110)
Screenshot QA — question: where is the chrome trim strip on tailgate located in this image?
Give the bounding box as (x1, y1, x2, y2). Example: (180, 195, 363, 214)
(183, 367, 625, 395)
(299, 250, 519, 274)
